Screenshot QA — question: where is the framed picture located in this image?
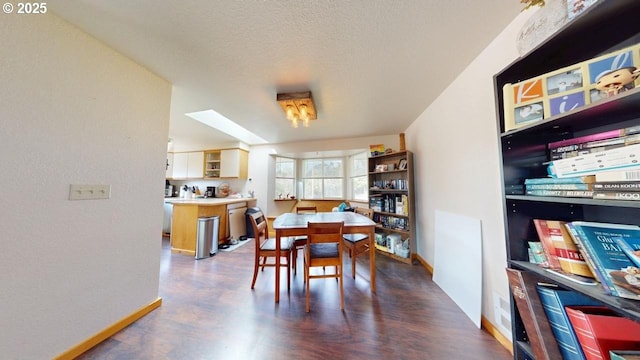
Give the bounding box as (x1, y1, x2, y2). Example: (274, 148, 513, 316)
(548, 91, 585, 116)
(502, 42, 640, 133)
(369, 144, 385, 157)
(546, 68, 583, 95)
(375, 164, 387, 172)
(398, 158, 407, 170)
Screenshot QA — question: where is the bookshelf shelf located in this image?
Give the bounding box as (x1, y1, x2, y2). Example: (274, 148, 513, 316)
(368, 150, 416, 264)
(495, 2, 640, 359)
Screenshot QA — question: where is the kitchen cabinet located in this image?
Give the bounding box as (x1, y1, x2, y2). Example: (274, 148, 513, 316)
(204, 150, 221, 179)
(220, 149, 249, 179)
(166, 152, 174, 178)
(171, 151, 204, 179)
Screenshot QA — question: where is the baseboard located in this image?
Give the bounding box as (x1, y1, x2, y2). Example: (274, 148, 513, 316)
(413, 253, 433, 274)
(413, 253, 512, 354)
(54, 297, 162, 360)
(481, 316, 513, 354)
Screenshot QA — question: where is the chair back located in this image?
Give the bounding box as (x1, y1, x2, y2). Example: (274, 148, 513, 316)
(354, 207, 373, 219)
(248, 209, 268, 246)
(307, 221, 344, 245)
(296, 206, 317, 214)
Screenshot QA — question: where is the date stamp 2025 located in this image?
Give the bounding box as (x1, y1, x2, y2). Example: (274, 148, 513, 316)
(3, 2, 47, 14)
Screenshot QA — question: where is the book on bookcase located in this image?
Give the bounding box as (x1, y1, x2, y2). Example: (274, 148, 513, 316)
(593, 191, 640, 201)
(533, 219, 593, 278)
(610, 350, 640, 360)
(565, 306, 640, 360)
(564, 222, 612, 295)
(615, 237, 640, 268)
(547, 143, 640, 179)
(595, 169, 640, 182)
(525, 175, 596, 185)
(547, 125, 640, 152)
(506, 268, 563, 360)
(567, 221, 640, 300)
(536, 284, 601, 360)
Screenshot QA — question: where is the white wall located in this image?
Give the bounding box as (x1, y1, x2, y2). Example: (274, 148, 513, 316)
(405, 11, 533, 335)
(0, 14, 171, 358)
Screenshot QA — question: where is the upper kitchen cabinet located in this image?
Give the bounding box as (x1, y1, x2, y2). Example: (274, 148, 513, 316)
(220, 149, 248, 179)
(170, 151, 204, 179)
(166, 152, 174, 178)
(204, 150, 221, 179)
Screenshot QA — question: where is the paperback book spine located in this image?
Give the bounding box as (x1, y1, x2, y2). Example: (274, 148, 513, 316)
(526, 190, 593, 197)
(595, 169, 640, 182)
(593, 191, 640, 201)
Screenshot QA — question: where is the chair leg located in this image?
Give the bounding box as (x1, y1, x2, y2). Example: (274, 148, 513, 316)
(305, 260, 310, 312)
(251, 254, 260, 289)
(339, 264, 344, 310)
(287, 252, 291, 291)
(352, 252, 357, 279)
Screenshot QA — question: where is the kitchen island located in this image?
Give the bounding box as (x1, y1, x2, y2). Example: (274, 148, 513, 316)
(165, 197, 257, 256)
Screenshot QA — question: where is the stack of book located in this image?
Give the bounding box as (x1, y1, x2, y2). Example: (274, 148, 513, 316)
(524, 170, 640, 201)
(592, 171, 640, 201)
(548, 125, 640, 161)
(525, 175, 595, 198)
(546, 125, 640, 180)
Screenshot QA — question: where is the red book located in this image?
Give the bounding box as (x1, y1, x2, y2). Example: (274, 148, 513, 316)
(533, 219, 593, 277)
(565, 306, 640, 360)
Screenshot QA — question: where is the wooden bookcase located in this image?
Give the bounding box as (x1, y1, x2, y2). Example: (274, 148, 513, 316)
(495, 2, 640, 359)
(368, 150, 416, 264)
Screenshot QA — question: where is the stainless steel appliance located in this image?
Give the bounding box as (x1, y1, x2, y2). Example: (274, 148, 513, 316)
(205, 186, 216, 198)
(165, 185, 174, 197)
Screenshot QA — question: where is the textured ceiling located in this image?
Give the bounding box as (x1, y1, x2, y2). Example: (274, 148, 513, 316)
(49, 1, 522, 149)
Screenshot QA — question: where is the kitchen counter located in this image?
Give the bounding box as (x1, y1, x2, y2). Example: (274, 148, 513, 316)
(165, 197, 254, 206)
(166, 197, 257, 256)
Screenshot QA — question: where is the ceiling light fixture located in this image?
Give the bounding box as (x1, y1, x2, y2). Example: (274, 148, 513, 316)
(277, 91, 316, 128)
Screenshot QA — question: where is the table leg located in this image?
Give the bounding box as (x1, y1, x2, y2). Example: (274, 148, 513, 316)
(275, 230, 281, 303)
(369, 226, 376, 293)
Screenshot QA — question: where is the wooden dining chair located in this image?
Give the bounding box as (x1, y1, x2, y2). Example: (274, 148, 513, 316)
(343, 207, 374, 279)
(249, 209, 293, 291)
(304, 221, 344, 312)
(291, 206, 317, 275)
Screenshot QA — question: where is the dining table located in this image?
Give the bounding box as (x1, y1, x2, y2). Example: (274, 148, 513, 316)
(272, 211, 377, 303)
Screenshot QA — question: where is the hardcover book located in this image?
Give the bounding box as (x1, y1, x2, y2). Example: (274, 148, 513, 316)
(533, 219, 563, 270)
(506, 268, 563, 360)
(565, 306, 640, 360)
(569, 221, 640, 300)
(536, 285, 600, 360)
(593, 191, 640, 201)
(564, 223, 611, 294)
(593, 181, 640, 191)
(534, 219, 593, 277)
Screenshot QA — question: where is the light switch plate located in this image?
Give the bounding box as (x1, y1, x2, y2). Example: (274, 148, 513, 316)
(69, 184, 111, 200)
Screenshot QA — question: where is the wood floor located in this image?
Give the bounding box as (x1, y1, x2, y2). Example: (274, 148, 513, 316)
(76, 237, 512, 359)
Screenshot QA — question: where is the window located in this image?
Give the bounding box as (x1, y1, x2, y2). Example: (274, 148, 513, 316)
(350, 151, 368, 202)
(302, 158, 344, 199)
(275, 157, 295, 198)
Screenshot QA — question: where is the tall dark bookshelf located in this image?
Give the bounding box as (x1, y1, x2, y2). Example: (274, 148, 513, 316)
(368, 150, 416, 264)
(494, 1, 640, 359)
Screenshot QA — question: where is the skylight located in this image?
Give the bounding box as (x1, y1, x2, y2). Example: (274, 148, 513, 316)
(185, 109, 269, 145)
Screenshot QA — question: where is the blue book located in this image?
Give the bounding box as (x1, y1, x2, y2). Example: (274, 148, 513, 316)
(570, 221, 640, 300)
(536, 284, 600, 360)
(615, 237, 640, 268)
(524, 176, 595, 185)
